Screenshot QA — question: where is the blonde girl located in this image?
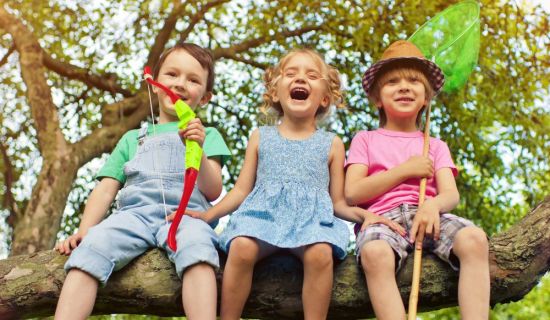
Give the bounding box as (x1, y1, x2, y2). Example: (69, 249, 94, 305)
(185, 48, 403, 319)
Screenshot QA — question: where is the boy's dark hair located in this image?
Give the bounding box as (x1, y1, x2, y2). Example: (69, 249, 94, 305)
(153, 42, 215, 92)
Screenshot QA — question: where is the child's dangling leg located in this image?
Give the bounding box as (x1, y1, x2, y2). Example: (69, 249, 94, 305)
(291, 243, 334, 320)
(54, 269, 98, 320)
(164, 215, 221, 320)
(451, 226, 490, 319)
(360, 240, 406, 320)
(221, 237, 278, 320)
(182, 263, 217, 320)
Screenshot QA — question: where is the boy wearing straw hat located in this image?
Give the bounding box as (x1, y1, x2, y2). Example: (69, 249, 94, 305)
(345, 40, 490, 319)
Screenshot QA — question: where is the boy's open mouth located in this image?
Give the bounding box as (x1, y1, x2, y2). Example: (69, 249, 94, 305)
(290, 87, 309, 100)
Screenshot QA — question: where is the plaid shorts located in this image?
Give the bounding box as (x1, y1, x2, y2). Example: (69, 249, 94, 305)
(355, 203, 474, 272)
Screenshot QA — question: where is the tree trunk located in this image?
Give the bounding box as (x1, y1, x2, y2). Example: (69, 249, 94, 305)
(10, 157, 78, 255)
(0, 5, 150, 256)
(1, 197, 548, 319)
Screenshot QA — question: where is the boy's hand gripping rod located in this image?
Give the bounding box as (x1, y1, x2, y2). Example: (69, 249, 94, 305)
(143, 66, 203, 252)
(408, 103, 432, 319)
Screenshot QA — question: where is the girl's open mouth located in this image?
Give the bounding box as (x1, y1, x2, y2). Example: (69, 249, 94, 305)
(290, 87, 309, 100)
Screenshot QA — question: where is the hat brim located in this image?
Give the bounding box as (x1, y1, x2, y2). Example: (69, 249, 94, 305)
(362, 57, 445, 96)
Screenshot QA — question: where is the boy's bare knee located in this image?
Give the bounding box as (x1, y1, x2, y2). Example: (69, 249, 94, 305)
(360, 240, 394, 272)
(184, 262, 213, 274)
(453, 227, 488, 258)
(67, 268, 97, 282)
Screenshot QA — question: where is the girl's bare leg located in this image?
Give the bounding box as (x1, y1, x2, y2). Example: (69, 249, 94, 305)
(292, 243, 334, 320)
(221, 237, 277, 320)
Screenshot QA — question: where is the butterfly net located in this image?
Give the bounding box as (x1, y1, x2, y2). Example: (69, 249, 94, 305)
(409, 0, 480, 93)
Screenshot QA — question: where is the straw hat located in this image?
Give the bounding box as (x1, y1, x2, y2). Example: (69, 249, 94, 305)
(362, 40, 445, 96)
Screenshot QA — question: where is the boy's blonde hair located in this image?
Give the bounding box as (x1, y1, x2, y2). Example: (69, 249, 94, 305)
(261, 49, 345, 120)
(368, 61, 435, 128)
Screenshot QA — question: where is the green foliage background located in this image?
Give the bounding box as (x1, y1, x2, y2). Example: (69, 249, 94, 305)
(1, 0, 548, 318)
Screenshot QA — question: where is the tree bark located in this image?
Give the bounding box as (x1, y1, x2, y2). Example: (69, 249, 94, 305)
(1, 197, 548, 319)
(0, 5, 72, 255)
(10, 158, 78, 255)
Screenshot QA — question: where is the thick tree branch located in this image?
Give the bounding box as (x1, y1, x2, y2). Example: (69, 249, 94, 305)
(178, 0, 231, 43)
(42, 53, 132, 97)
(223, 52, 269, 69)
(72, 92, 152, 168)
(1, 196, 548, 319)
(0, 5, 67, 159)
(1, 12, 133, 124)
(144, 2, 186, 71)
(145, 0, 229, 72)
(212, 25, 322, 60)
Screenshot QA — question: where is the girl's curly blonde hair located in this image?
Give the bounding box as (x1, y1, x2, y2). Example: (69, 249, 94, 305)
(261, 49, 345, 120)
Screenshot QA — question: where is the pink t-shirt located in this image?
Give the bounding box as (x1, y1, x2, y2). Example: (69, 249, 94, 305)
(346, 128, 457, 216)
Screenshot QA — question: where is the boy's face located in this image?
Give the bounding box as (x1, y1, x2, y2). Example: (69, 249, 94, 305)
(154, 49, 212, 120)
(377, 71, 427, 122)
(273, 52, 330, 119)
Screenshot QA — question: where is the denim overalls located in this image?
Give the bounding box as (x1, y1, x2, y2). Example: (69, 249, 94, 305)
(65, 124, 219, 285)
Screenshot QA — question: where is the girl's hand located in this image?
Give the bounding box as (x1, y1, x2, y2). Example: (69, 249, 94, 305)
(360, 208, 406, 236)
(179, 118, 205, 147)
(166, 209, 210, 222)
(401, 155, 434, 179)
(54, 232, 85, 255)
(410, 199, 440, 248)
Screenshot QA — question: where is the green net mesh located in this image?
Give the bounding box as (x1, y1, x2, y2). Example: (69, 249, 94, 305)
(409, 0, 480, 93)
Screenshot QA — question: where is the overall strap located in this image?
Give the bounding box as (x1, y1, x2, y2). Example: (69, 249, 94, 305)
(137, 123, 149, 145)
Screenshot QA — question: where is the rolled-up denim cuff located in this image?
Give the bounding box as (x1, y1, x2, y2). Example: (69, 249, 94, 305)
(64, 245, 115, 286)
(173, 243, 219, 279)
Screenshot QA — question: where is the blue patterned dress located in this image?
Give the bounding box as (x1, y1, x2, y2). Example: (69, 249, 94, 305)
(219, 126, 350, 259)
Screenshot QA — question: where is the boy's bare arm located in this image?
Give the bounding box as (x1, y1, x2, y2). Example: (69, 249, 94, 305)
(55, 177, 120, 254)
(426, 167, 460, 213)
(180, 118, 223, 201)
(197, 154, 223, 201)
(76, 177, 121, 234)
(410, 167, 459, 245)
(345, 155, 434, 205)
